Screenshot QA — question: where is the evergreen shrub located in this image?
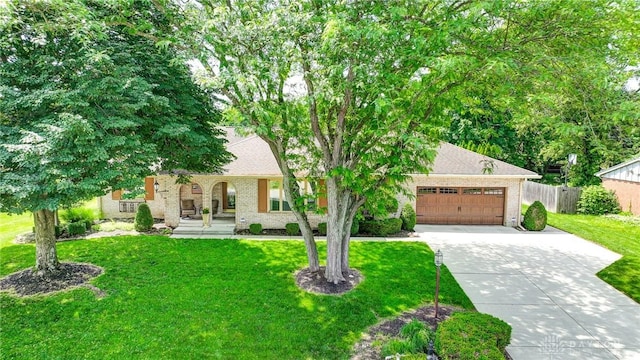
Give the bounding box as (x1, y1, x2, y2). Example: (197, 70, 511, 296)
(134, 203, 154, 232)
(359, 218, 402, 236)
(318, 222, 327, 235)
(435, 312, 511, 360)
(577, 185, 620, 215)
(522, 201, 547, 231)
(285, 222, 300, 236)
(400, 203, 417, 231)
(67, 222, 87, 236)
(249, 223, 263, 235)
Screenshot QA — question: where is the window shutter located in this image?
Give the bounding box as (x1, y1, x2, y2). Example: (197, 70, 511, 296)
(258, 179, 268, 213)
(112, 190, 122, 200)
(318, 179, 328, 208)
(221, 182, 228, 210)
(144, 177, 155, 201)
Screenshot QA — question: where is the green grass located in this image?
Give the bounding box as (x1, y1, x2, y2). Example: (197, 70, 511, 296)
(541, 210, 640, 303)
(0, 199, 101, 249)
(0, 237, 473, 359)
(0, 212, 33, 249)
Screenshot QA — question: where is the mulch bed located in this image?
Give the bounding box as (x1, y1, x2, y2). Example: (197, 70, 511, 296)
(350, 305, 457, 360)
(0, 262, 104, 298)
(295, 266, 363, 295)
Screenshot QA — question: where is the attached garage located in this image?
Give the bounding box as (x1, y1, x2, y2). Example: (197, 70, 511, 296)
(416, 186, 505, 225)
(399, 143, 541, 227)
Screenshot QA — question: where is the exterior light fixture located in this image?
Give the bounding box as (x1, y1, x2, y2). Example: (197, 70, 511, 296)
(434, 249, 443, 319)
(154, 180, 160, 193)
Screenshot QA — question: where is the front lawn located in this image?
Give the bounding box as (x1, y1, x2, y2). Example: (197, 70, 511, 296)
(0, 212, 33, 249)
(544, 212, 640, 303)
(0, 237, 472, 359)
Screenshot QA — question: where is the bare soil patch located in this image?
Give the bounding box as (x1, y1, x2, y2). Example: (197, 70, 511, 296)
(0, 262, 104, 298)
(295, 266, 363, 295)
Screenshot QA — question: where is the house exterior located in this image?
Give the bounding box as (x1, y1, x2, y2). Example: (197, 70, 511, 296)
(595, 157, 640, 215)
(100, 128, 540, 229)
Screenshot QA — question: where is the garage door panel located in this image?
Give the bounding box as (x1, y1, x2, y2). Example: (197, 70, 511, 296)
(416, 187, 505, 225)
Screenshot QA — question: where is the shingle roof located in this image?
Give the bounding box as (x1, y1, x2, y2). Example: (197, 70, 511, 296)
(222, 128, 539, 178)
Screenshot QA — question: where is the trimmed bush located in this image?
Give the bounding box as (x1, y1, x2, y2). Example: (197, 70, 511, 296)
(285, 222, 300, 236)
(318, 222, 327, 235)
(249, 223, 263, 235)
(134, 203, 154, 232)
(522, 200, 547, 231)
(577, 185, 620, 215)
(350, 220, 359, 236)
(67, 222, 87, 236)
(400, 203, 417, 231)
(435, 312, 511, 360)
(60, 207, 95, 231)
(359, 218, 402, 236)
(318, 221, 358, 236)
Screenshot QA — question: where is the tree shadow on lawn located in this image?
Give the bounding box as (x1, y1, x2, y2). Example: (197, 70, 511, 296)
(0, 237, 472, 359)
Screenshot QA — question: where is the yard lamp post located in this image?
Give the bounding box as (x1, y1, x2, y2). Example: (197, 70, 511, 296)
(434, 249, 443, 319)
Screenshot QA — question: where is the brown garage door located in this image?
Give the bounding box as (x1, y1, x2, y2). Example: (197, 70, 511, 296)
(416, 187, 505, 225)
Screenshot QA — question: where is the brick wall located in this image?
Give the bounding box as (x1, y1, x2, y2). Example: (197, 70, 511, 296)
(602, 179, 640, 215)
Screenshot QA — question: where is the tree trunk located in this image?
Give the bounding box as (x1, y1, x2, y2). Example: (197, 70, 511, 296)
(325, 178, 349, 284)
(34, 209, 60, 275)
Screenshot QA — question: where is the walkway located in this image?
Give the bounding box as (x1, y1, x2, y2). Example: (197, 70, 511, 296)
(416, 225, 640, 360)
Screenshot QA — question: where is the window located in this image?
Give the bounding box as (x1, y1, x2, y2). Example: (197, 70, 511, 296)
(417, 187, 437, 194)
(439, 188, 458, 194)
(268, 179, 317, 212)
(484, 188, 504, 195)
(463, 188, 482, 195)
(270, 180, 291, 212)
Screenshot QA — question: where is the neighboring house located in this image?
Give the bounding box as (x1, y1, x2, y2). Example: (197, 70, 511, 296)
(595, 157, 640, 215)
(100, 128, 540, 229)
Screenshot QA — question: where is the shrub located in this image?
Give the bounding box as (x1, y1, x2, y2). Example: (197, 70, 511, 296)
(435, 312, 511, 360)
(577, 185, 620, 215)
(350, 220, 359, 236)
(359, 218, 402, 236)
(60, 207, 95, 231)
(381, 320, 434, 357)
(318, 222, 327, 235)
(522, 200, 547, 231)
(285, 222, 300, 236)
(67, 222, 87, 236)
(134, 203, 154, 232)
(400, 203, 417, 231)
(249, 223, 263, 235)
(318, 221, 358, 236)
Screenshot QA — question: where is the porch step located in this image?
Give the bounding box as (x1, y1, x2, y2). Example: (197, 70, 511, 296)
(170, 218, 235, 238)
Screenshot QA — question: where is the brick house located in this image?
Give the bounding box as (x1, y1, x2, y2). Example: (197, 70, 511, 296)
(595, 157, 640, 215)
(100, 128, 540, 229)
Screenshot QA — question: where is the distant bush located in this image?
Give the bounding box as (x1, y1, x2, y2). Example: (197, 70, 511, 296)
(350, 220, 359, 236)
(249, 223, 263, 235)
(577, 185, 620, 215)
(318, 222, 327, 235)
(359, 218, 402, 236)
(60, 207, 95, 231)
(134, 203, 154, 232)
(285, 222, 300, 236)
(67, 222, 87, 236)
(522, 200, 547, 231)
(436, 312, 511, 360)
(400, 203, 417, 231)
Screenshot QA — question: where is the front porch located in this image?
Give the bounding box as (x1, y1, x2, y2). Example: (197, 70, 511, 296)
(171, 217, 235, 238)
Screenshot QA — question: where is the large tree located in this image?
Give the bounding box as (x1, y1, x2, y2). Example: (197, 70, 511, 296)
(182, 0, 638, 283)
(0, 0, 231, 274)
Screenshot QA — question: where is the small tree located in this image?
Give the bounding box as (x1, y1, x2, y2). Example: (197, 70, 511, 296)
(134, 204, 154, 232)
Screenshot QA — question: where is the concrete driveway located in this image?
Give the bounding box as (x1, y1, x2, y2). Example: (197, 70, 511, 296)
(415, 225, 640, 360)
